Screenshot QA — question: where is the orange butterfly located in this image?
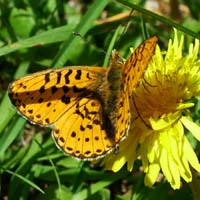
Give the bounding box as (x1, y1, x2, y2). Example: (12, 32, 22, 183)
(8, 36, 158, 160)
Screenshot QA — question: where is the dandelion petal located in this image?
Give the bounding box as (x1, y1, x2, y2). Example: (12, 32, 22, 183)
(181, 116, 200, 141)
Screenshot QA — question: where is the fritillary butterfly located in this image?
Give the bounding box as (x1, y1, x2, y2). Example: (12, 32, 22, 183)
(8, 36, 158, 160)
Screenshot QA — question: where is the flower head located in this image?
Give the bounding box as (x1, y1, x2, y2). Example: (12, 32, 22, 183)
(103, 30, 200, 189)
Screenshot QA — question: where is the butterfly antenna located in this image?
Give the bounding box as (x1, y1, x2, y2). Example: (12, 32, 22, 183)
(72, 32, 107, 55)
(115, 9, 134, 49)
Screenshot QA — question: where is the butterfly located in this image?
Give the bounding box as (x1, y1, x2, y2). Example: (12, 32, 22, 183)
(8, 36, 158, 160)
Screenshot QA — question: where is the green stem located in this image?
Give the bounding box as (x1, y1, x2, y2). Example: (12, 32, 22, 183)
(115, 0, 200, 39)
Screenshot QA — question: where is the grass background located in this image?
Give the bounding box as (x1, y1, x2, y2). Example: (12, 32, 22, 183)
(0, 0, 200, 199)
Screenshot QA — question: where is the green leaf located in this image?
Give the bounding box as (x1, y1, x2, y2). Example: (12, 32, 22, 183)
(9, 8, 35, 38)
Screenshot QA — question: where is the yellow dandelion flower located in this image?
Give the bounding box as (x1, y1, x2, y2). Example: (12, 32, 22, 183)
(103, 30, 200, 190)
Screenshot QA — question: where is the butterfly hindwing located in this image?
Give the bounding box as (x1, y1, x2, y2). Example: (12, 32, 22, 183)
(53, 97, 115, 159)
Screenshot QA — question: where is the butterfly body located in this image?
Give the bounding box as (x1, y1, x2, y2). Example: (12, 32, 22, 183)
(8, 36, 158, 160)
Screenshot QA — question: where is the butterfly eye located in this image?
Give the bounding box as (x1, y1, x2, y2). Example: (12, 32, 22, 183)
(116, 57, 123, 64)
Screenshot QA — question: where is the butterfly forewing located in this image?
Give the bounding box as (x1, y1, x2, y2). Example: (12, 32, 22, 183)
(124, 36, 158, 96)
(9, 67, 106, 126)
(113, 36, 158, 148)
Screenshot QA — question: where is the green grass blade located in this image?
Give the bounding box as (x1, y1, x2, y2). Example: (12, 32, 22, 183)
(0, 117, 25, 157)
(115, 0, 200, 38)
(34, 138, 62, 190)
(0, 60, 30, 134)
(51, 0, 110, 67)
(72, 170, 129, 200)
(0, 24, 75, 56)
(3, 168, 44, 194)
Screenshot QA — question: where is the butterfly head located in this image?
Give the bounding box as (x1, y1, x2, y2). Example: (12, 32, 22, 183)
(110, 50, 124, 67)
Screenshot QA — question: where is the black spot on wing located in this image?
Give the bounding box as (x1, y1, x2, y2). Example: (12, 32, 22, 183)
(46, 102, 51, 107)
(84, 150, 91, 155)
(86, 72, 92, 80)
(61, 95, 70, 104)
(39, 85, 45, 93)
(75, 70, 81, 80)
(71, 131, 76, 137)
(51, 86, 57, 94)
(73, 85, 86, 93)
(65, 69, 73, 84)
(62, 86, 69, 93)
(28, 109, 33, 114)
(75, 109, 84, 118)
(38, 98, 43, 103)
(45, 73, 50, 83)
(36, 114, 41, 118)
(45, 118, 50, 123)
(56, 71, 61, 84)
